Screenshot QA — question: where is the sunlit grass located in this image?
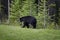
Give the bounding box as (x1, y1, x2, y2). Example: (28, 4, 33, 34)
(0, 25, 60, 40)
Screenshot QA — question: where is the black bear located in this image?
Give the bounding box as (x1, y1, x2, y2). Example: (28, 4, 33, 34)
(20, 16, 37, 28)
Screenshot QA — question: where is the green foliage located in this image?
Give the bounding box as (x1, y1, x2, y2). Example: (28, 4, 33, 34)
(49, 4, 56, 8)
(10, 0, 21, 24)
(10, 0, 60, 29)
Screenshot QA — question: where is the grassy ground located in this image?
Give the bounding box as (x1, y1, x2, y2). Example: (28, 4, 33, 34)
(0, 25, 60, 40)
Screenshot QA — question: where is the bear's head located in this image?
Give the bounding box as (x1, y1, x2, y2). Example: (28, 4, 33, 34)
(20, 17, 25, 22)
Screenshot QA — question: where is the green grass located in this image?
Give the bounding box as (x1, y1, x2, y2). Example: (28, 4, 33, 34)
(0, 25, 60, 40)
